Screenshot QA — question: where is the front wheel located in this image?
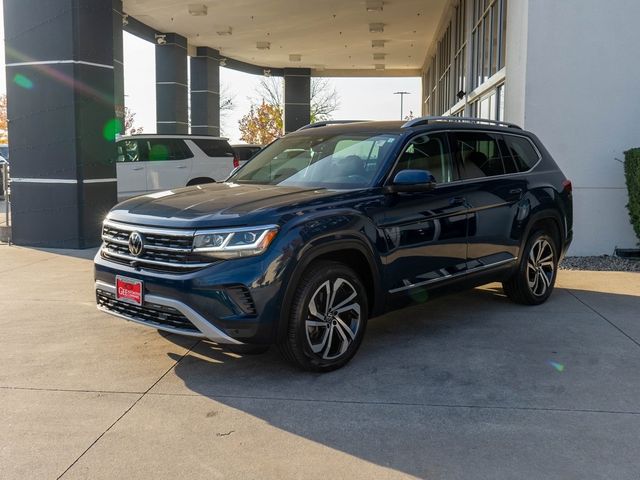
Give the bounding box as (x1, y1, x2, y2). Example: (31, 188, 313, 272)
(503, 230, 558, 305)
(278, 261, 368, 372)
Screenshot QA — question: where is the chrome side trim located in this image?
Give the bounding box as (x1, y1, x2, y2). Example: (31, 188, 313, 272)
(101, 249, 211, 269)
(95, 281, 243, 345)
(388, 257, 517, 294)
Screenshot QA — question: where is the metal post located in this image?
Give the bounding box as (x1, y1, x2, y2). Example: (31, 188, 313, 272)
(394, 91, 411, 120)
(1, 162, 10, 244)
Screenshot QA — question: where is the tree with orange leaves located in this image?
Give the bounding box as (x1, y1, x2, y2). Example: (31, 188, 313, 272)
(238, 102, 283, 145)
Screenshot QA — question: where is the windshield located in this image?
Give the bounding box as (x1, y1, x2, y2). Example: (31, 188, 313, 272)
(229, 132, 399, 189)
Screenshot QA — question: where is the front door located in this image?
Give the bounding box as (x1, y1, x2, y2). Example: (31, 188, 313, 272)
(116, 139, 147, 200)
(381, 132, 468, 298)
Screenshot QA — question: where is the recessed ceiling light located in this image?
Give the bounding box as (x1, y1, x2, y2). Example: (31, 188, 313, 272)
(188, 4, 207, 16)
(373, 53, 386, 61)
(372, 40, 385, 48)
(366, 0, 384, 12)
(375, 64, 385, 70)
(216, 27, 233, 36)
(257, 41, 271, 50)
(289, 54, 302, 62)
(369, 23, 385, 33)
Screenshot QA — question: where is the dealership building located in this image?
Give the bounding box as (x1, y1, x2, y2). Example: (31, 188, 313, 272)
(3, 0, 639, 254)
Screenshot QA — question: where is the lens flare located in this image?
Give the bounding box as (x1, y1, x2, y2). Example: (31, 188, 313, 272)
(548, 360, 564, 372)
(13, 74, 34, 89)
(102, 118, 123, 142)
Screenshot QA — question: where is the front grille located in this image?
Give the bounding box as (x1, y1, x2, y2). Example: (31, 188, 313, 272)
(96, 290, 199, 332)
(101, 220, 212, 272)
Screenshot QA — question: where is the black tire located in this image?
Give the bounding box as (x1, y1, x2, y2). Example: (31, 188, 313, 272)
(503, 229, 558, 305)
(278, 261, 368, 372)
(226, 344, 270, 355)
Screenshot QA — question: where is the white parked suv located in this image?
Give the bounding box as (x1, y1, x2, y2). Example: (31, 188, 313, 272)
(115, 134, 238, 200)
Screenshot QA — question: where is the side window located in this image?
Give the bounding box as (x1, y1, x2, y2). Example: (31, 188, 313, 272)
(192, 139, 235, 158)
(139, 139, 193, 161)
(393, 133, 455, 184)
(116, 141, 139, 163)
(450, 131, 506, 179)
(503, 135, 540, 172)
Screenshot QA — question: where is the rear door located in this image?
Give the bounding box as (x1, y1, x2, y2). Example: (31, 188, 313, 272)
(143, 139, 193, 192)
(447, 130, 526, 269)
(116, 139, 147, 200)
(381, 132, 469, 296)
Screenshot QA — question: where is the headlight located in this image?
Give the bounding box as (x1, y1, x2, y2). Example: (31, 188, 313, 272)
(192, 225, 279, 259)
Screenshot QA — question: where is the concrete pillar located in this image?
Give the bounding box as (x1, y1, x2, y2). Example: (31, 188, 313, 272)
(155, 33, 188, 134)
(113, 0, 125, 128)
(284, 68, 311, 133)
(190, 47, 220, 136)
(3, 0, 117, 248)
(505, 0, 640, 255)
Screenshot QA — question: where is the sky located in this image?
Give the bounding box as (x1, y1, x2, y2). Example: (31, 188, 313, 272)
(1, 8, 423, 144)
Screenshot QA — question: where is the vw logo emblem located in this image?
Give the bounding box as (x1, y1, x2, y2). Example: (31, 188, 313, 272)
(128, 231, 144, 257)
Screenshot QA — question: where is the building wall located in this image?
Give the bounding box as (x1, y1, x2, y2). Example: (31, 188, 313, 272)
(506, 0, 640, 255)
(425, 0, 639, 255)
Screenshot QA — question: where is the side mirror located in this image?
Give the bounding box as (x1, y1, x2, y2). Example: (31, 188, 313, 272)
(385, 169, 436, 193)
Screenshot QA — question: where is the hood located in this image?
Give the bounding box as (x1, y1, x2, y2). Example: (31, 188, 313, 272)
(107, 182, 343, 228)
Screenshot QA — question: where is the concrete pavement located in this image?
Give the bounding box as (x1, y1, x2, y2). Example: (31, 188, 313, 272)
(1, 245, 639, 479)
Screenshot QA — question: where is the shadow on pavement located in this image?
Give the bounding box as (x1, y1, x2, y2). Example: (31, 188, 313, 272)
(165, 284, 640, 478)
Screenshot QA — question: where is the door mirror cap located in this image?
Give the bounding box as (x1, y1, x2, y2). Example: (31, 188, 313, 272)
(385, 169, 437, 193)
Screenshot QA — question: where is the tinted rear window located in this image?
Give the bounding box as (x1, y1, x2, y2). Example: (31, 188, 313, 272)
(193, 139, 235, 158)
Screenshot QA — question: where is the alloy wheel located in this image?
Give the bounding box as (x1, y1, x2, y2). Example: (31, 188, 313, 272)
(526, 238, 555, 297)
(305, 277, 362, 360)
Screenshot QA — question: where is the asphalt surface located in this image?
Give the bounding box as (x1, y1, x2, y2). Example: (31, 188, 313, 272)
(1, 245, 639, 479)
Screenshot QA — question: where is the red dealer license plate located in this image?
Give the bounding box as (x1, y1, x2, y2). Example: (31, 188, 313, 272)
(116, 276, 143, 306)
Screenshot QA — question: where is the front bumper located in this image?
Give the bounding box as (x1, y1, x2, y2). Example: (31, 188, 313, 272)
(96, 280, 243, 344)
(94, 248, 288, 345)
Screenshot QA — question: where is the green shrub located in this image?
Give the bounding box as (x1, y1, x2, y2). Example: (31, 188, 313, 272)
(624, 148, 640, 243)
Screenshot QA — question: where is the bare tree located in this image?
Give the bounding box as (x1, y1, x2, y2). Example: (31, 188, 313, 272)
(253, 77, 340, 122)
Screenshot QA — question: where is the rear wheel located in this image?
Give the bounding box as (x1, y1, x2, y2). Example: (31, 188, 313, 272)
(278, 261, 368, 372)
(503, 230, 558, 305)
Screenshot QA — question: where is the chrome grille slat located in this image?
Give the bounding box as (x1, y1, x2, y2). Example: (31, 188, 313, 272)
(101, 220, 213, 272)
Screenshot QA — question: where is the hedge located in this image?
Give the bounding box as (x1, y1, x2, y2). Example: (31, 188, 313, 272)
(624, 148, 640, 244)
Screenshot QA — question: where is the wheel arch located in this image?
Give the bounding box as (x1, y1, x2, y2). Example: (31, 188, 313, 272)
(276, 239, 382, 343)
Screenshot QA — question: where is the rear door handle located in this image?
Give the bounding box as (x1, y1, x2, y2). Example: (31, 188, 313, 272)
(509, 188, 523, 196)
(132, 166, 144, 171)
(177, 165, 187, 169)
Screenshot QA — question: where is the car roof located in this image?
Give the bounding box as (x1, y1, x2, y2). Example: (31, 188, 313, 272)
(231, 144, 262, 148)
(117, 134, 229, 141)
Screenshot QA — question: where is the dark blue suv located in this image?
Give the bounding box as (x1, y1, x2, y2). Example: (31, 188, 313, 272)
(95, 117, 573, 371)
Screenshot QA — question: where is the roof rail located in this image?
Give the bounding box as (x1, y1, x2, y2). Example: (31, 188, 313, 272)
(296, 120, 368, 131)
(402, 116, 522, 130)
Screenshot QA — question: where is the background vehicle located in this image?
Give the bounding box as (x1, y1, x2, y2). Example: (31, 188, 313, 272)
(232, 144, 262, 164)
(96, 118, 573, 372)
(116, 134, 238, 200)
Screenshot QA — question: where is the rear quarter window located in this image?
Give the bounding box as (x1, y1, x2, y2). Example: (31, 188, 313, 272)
(193, 139, 235, 158)
(503, 135, 540, 172)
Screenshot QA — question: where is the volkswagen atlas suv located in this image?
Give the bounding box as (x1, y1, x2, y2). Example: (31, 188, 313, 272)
(95, 117, 573, 372)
